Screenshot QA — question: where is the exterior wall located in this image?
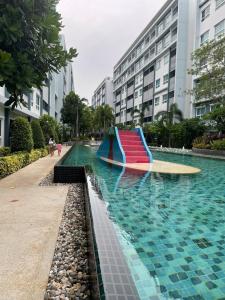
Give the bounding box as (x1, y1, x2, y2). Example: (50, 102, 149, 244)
(113, 0, 198, 125)
(0, 34, 74, 146)
(92, 77, 114, 109)
(192, 0, 225, 117)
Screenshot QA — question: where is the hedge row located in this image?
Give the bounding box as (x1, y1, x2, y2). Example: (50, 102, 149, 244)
(0, 148, 48, 179)
(193, 138, 225, 150)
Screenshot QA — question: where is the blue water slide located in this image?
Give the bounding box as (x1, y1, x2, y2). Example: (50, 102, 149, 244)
(96, 127, 126, 163)
(134, 127, 153, 163)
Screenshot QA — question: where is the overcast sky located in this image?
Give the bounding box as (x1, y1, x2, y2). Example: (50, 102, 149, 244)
(57, 0, 167, 104)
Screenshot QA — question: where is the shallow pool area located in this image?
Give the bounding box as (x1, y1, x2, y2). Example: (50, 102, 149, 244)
(63, 145, 225, 299)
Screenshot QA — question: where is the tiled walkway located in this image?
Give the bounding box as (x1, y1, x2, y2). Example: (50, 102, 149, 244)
(0, 147, 70, 300)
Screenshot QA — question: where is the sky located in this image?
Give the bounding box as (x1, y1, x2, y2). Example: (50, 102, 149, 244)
(57, 0, 167, 104)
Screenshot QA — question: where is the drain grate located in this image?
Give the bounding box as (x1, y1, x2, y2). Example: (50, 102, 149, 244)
(193, 238, 212, 249)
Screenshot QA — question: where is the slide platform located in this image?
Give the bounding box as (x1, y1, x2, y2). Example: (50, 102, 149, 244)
(97, 127, 200, 175)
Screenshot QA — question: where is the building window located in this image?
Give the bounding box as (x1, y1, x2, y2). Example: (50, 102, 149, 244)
(162, 94, 168, 103)
(135, 91, 138, 98)
(201, 5, 210, 22)
(164, 33, 170, 48)
(200, 31, 209, 45)
(156, 40, 163, 53)
(164, 12, 171, 27)
(155, 79, 160, 88)
(135, 76, 139, 84)
(156, 59, 161, 70)
(216, 0, 225, 9)
(144, 52, 149, 61)
(151, 30, 155, 39)
(215, 19, 225, 38)
(139, 88, 143, 96)
(163, 74, 169, 84)
(121, 111, 124, 117)
(171, 27, 177, 41)
(196, 106, 206, 117)
(36, 95, 40, 110)
(164, 53, 169, 64)
(172, 6, 178, 16)
(158, 21, 164, 35)
(145, 36, 150, 45)
(155, 97, 160, 106)
(30, 91, 33, 106)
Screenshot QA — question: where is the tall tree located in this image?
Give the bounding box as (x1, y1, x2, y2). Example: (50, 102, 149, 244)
(94, 104, 114, 132)
(61, 92, 85, 137)
(0, 0, 77, 108)
(130, 102, 150, 126)
(189, 36, 225, 105)
(155, 103, 183, 147)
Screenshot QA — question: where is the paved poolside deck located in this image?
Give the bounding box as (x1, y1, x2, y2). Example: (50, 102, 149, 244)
(100, 157, 201, 174)
(0, 147, 70, 300)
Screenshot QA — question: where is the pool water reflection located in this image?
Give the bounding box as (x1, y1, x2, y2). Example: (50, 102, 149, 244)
(63, 145, 225, 299)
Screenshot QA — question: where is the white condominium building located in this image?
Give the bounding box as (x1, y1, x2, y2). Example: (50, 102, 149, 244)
(113, 0, 196, 125)
(0, 35, 74, 147)
(92, 77, 114, 109)
(193, 0, 225, 117)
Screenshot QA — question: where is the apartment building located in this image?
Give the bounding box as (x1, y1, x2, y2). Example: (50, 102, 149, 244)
(92, 77, 114, 109)
(193, 0, 225, 117)
(0, 35, 74, 147)
(113, 0, 196, 125)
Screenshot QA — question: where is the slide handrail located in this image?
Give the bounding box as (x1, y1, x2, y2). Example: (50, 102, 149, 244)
(135, 127, 153, 163)
(115, 127, 126, 163)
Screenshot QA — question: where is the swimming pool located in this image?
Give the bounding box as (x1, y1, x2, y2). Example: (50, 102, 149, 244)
(63, 145, 225, 299)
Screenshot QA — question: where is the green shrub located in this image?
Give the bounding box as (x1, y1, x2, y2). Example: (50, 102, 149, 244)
(31, 119, 45, 149)
(0, 147, 10, 157)
(11, 117, 33, 152)
(211, 139, 225, 150)
(0, 148, 48, 179)
(39, 115, 59, 144)
(192, 136, 211, 149)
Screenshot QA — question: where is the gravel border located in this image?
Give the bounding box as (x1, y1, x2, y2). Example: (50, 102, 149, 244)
(41, 172, 91, 300)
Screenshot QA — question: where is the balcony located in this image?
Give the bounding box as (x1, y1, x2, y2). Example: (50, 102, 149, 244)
(144, 106, 153, 117)
(143, 88, 153, 102)
(169, 77, 175, 92)
(144, 72, 154, 86)
(127, 99, 133, 109)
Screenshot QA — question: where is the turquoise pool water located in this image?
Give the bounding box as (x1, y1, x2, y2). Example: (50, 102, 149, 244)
(63, 146, 225, 299)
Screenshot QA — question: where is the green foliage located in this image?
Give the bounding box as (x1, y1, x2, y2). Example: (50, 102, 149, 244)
(178, 118, 205, 148)
(11, 117, 33, 152)
(39, 115, 58, 144)
(144, 118, 205, 149)
(61, 92, 85, 136)
(31, 119, 45, 149)
(189, 36, 225, 104)
(204, 105, 225, 132)
(0, 0, 77, 108)
(0, 147, 10, 157)
(0, 148, 48, 178)
(79, 106, 95, 135)
(211, 139, 225, 150)
(94, 104, 114, 132)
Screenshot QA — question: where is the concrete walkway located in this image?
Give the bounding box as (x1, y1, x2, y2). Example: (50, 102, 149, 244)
(0, 147, 70, 300)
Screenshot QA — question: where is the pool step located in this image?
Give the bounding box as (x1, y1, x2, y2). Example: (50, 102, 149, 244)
(118, 130, 150, 163)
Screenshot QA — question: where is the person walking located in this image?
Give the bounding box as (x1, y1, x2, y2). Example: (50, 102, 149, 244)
(48, 137, 56, 157)
(56, 143, 62, 156)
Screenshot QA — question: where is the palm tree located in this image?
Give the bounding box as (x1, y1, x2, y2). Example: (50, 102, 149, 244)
(155, 103, 183, 147)
(130, 107, 140, 122)
(94, 104, 114, 133)
(130, 102, 151, 126)
(139, 102, 151, 126)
